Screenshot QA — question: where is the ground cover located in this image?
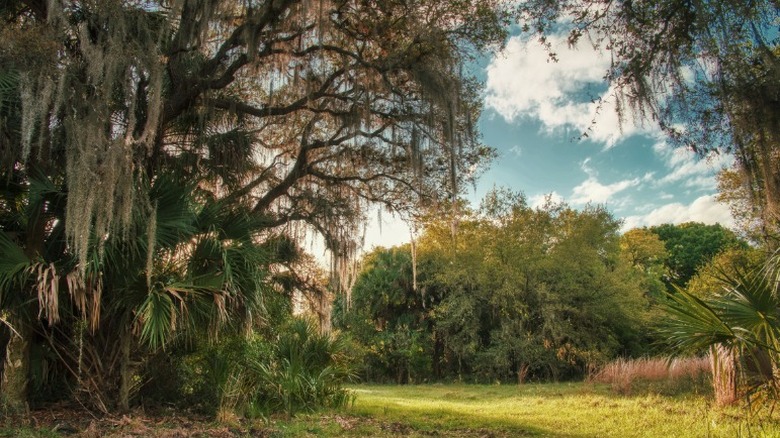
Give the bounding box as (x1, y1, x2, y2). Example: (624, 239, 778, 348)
(277, 383, 779, 437)
(3, 382, 778, 437)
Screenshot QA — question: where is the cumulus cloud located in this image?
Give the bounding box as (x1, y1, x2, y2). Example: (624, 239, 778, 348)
(484, 35, 654, 147)
(571, 177, 640, 204)
(620, 195, 734, 232)
(569, 158, 640, 205)
(651, 141, 734, 191)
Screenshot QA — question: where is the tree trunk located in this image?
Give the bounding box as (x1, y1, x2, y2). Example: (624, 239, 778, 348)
(432, 330, 442, 379)
(517, 363, 530, 385)
(711, 344, 738, 406)
(3, 162, 48, 414)
(1, 314, 31, 414)
(118, 328, 132, 413)
(318, 290, 331, 335)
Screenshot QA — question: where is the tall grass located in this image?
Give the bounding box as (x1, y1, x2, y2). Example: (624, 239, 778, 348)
(589, 356, 711, 395)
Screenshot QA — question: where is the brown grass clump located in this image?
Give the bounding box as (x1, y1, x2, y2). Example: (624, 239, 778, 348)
(589, 357, 711, 395)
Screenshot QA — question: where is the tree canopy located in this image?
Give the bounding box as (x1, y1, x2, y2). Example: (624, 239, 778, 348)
(519, 0, 780, 238)
(2, 0, 506, 270)
(649, 222, 745, 290)
(336, 190, 653, 383)
(0, 0, 511, 412)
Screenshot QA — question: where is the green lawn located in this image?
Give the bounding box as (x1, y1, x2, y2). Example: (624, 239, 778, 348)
(274, 383, 780, 437)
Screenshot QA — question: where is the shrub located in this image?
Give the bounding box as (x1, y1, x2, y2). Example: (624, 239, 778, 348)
(228, 318, 355, 419)
(141, 318, 354, 420)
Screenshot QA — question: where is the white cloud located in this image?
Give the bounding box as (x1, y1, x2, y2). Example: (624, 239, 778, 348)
(530, 191, 564, 209)
(568, 157, 640, 205)
(570, 176, 640, 205)
(651, 141, 734, 191)
(620, 194, 734, 231)
(485, 35, 655, 147)
(580, 157, 596, 176)
(682, 175, 717, 189)
(508, 145, 523, 158)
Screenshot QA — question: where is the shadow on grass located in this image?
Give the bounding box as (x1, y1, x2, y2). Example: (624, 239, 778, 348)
(342, 382, 770, 438)
(350, 403, 582, 437)
(347, 384, 606, 437)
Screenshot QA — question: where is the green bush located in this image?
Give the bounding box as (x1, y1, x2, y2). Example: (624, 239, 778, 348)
(244, 318, 355, 418)
(140, 317, 354, 419)
(140, 334, 274, 415)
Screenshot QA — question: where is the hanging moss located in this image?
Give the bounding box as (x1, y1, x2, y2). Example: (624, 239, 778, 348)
(15, 0, 505, 309)
(19, 1, 170, 269)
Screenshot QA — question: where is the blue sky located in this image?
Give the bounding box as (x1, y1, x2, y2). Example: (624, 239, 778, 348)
(360, 32, 734, 251)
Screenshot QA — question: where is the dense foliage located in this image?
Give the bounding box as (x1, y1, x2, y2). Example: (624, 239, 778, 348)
(648, 223, 746, 290)
(336, 190, 655, 383)
(143, 317, 354, 419)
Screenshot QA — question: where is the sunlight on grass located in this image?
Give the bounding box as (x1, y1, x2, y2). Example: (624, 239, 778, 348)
(276, 383, 780, 437)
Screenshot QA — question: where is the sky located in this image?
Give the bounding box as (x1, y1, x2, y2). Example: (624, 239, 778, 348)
(359, 31, 736, 252)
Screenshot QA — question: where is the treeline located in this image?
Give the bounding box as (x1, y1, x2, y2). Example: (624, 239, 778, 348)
(335, 189, 750, 384)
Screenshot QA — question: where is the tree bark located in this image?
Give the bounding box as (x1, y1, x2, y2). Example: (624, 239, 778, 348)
(118, 328, 132, 413)
(1, 314, 31, 414)
(711, 344, 738, 406)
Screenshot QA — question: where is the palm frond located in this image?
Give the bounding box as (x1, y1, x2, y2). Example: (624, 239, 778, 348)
(761, 247, 780, 297)
(137, 290, 174, 349)
(0, 69, 20, 114)
(147, 174, 198, 250)
(663, 260, 780, 349)
(717, 271, 780, 350)
(0, 231, 32, 308)
(660, 288, 737, 353)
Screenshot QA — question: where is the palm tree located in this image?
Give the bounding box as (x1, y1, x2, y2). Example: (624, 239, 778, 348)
(0, 173, 68, 411)
(0, 63, 70, 411)
(0, 44, 291, 409)
(61, 172, 293, 412)
(0, 164, 297, 412)
(660, 267, 779, 405)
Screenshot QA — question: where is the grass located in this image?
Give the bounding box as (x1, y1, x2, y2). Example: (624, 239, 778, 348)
(4, 380, 780, 436)
(274, 382, 780, 437)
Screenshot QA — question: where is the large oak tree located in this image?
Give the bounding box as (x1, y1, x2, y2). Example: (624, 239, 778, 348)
(0, 0, 508, 411)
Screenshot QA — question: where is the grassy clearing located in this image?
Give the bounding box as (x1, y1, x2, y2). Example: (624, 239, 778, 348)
(4, 381, 779, 437)
(275, 383, 780, 437)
